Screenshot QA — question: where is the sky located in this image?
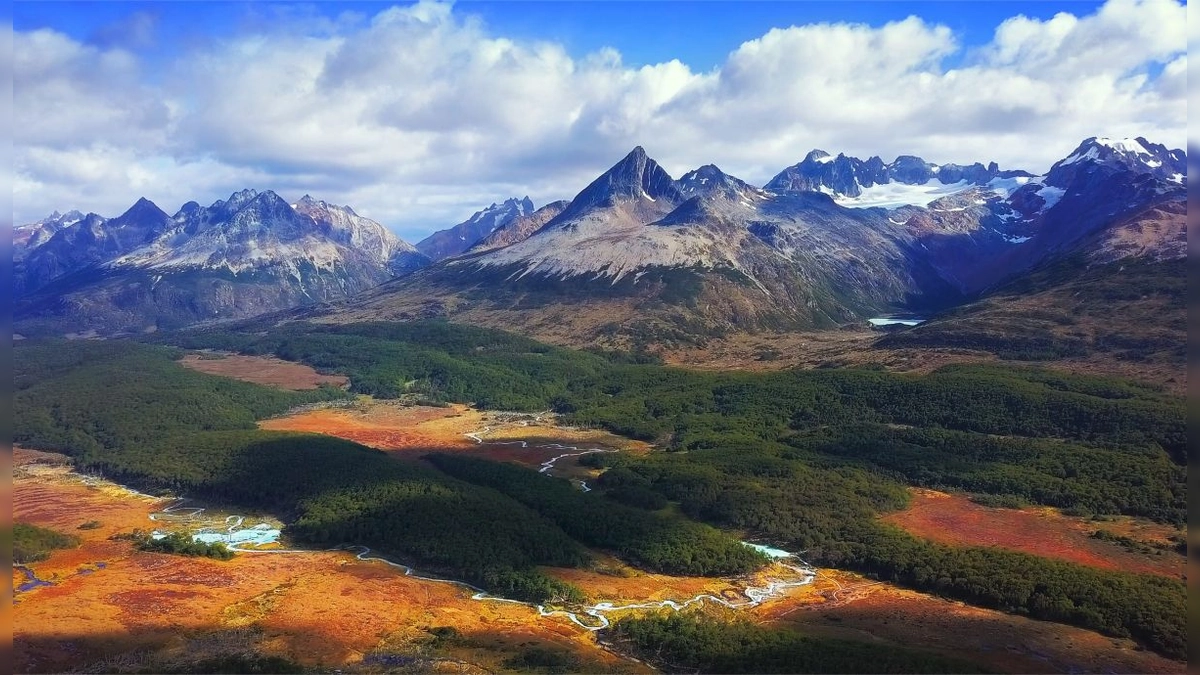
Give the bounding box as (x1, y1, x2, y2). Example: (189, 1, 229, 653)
(11, 0, 1189, 242)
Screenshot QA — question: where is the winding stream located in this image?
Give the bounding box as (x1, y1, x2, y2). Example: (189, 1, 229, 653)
(130, 420, 816, 629)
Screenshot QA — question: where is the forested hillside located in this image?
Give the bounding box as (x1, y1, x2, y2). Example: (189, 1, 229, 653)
(14, 322, 1187, 660)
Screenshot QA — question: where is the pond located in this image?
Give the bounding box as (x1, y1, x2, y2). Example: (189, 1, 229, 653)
(868, 317, 926, 327)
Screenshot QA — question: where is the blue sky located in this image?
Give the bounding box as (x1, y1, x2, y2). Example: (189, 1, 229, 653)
(15, 1, 1108, 70)
(12, 1, 1184, 240)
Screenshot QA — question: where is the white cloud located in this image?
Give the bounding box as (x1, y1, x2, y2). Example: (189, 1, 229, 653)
(12, 0, 1187, 241)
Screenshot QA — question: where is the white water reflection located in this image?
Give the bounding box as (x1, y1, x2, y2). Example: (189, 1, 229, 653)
(136, 420, 816, 630)
(868, 317, 926, 327)
(742, 542, 793, 559)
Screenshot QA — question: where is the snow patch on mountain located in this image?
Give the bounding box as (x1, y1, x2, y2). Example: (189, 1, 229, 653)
(417, 197, 535, 261)
(833, 180, 971, 209)
(1034, 185, 1066, 211)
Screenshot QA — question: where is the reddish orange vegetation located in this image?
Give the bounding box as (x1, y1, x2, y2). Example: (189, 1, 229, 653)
(260, 403, 470, 451)
(764, 568, 1183, 674)
(13, 446, 1187, 674)
(883, 489, 1185, 579)
(12, 448, 643, 674)
(179, 353, 349, 390)
(546, 554, 734, 606)
(261, 402, 649, 469)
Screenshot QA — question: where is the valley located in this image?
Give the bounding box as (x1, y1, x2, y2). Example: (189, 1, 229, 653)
(10, 201, 1189, 672)
(15, 407, 1183, 674)
(13, 2, 1189, 673)
(12, 449, 636, 674)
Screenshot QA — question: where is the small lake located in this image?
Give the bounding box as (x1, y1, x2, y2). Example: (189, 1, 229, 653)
(868, 317, 926, 327)
(742, 542, 793, 558)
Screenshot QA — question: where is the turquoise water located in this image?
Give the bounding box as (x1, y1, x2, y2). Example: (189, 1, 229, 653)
(192, 524, 281, 547)
(742, 542, 793, 558)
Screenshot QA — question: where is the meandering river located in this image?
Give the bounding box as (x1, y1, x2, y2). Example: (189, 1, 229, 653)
(135, 422, 817, 629)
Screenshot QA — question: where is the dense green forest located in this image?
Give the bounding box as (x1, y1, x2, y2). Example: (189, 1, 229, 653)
(12, 338, 753, 604)
(425, 453, 767, 576)
(608, 613, 984, 674)
(14, 523, 80, 564)
(133, 532, 234, 560)
(13, 340, 589, 602)
(14, 322, 1187, 661)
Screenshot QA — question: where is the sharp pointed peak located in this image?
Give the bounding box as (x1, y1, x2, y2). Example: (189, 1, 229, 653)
(118, 196, 168, 219)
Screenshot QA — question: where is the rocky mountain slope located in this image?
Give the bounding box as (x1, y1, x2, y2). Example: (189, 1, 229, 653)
(319, 138, 1184, 348)
(469, 200, 570, 253)
(13, 210, 85, 259)
(416, 197, 535, 261)
(764, 149, 1034, 205)
(15, 190, 429, 335)
(16, 137, 1184, 346)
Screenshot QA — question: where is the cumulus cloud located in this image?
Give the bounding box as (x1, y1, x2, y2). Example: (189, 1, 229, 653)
(12, 0, 1187, 241)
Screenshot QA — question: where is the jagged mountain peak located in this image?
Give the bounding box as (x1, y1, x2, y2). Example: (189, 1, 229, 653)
(551, 147, 684, 226)
(677, 164, 764, 203)
(803, 149, 835, 164)
(175, 201, 202, 218)
(13, 209, 86, 256)
(118, 196, 169, 221)
(251, 189, 288, 206)
(1047, 136, 1186, 190)
(1056, 137, 1185, 171)
(679, 164, 738, 182)
(415, 196, 537, 261)
(595, 146, 680, 199)
(469, 199, 570, 253)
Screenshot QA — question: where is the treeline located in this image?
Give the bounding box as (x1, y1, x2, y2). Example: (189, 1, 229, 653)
(13, 340, 587, 604)
(15, 323, 1188, 659)
(607, 613, 983, 674)
(165, 323, 1184, 465)
(157, 321, 1187, 657)
(132, 532, 234, 560)
(14, 340, 349, 461)
(15, 522, 80, 564)
(600, 448, 1187, 659)
(157, 321, 618, 410)
(792, 424, 1186, 524)
(426, 453, 766, 577)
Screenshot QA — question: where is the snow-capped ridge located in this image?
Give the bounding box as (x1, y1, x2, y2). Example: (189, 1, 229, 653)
(416, 196, 537, 261)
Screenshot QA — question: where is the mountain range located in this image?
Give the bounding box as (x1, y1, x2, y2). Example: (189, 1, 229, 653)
(416, 197, 536, 261)
(14, 136, 1186, 347)
(14, 190, 429, 334)
(322, 136, 1185, 346)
